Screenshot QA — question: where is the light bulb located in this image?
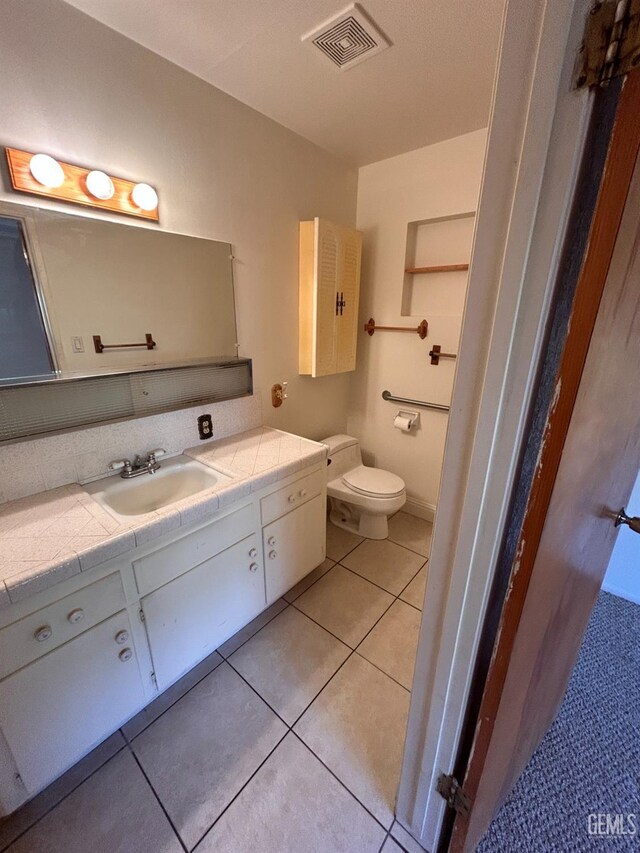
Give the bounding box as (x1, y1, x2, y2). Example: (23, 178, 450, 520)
(85, 170, 114, 200)
(131, 182, 158, 211)
(29, 154, 65, 188)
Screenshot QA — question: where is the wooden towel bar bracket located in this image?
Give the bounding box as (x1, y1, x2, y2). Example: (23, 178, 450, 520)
(429, 344, 457, 365)
(364, 318, 428, 339)
(93, 333, 156, 354)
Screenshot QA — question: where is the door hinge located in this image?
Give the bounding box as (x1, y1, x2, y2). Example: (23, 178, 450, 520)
(150, 671, 158, 689)
(436, 773, 472, 818)
(576, 0, 640, 88)
(138, 607, 145, 623)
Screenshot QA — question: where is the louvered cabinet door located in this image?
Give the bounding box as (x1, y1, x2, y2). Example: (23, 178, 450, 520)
(312, 219, 339, 377)
(335, 226, 362, 374)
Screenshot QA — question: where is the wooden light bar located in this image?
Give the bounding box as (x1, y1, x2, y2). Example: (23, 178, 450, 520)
(5, 147, 159, 222)
(405, 263, 469, 274)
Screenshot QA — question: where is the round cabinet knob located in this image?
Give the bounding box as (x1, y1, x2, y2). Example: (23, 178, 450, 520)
(67, 608, 84, 625)
(34, 625, 52, 643)
(115, 630, 129, 645)
(288, 495, 296, 504)
(267, 536, 276, 546)
(118, 647, 133, 662)
(299, 489, 308, 498)
(249, 562, 259, 573)
(249, 548, 257, 558)
(269, 550, 277, 560)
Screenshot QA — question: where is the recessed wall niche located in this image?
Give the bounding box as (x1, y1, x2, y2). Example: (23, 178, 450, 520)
(402, 213, 475, 317)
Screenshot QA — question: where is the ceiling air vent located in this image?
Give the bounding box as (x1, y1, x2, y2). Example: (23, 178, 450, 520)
(302, 4, 391, 71)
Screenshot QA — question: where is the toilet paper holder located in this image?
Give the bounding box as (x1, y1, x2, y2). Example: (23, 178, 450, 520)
(394, 409, 420, 431)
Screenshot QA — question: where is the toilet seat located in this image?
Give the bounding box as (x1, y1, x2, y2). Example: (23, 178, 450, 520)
(342, 465, 405, 498)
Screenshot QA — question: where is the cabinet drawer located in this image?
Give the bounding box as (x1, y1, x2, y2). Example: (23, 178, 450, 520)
(134, 503, 254, 595)
(0, 610, 144, 795)
(142, 534, 265, 690)
(260, 469, 325, 526)
(0, 572, 125, 681)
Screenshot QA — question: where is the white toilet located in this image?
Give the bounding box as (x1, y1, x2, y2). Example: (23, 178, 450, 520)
(323, 434, 406, 540)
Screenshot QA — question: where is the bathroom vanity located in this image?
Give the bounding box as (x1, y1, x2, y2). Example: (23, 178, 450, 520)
(0, 427, 327, 815)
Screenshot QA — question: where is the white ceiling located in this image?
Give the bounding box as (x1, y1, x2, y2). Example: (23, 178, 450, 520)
(62, 0, 504, 166)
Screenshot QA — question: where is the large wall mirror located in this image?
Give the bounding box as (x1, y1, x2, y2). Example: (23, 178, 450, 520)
(0, 201, 238, 385)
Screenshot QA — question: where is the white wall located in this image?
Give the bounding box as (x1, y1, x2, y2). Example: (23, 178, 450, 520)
(348, 130, 487, 516)
(602, 470, 640, 604)
(0, 0, 357, 442)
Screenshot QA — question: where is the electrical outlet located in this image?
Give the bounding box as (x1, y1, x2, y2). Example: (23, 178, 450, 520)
(71, 336, 84, 353)
(197, 413, 213, 440)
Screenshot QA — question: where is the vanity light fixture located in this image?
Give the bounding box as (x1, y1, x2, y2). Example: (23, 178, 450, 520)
(29, 153, 65, 188)
(131, 182, 159, 212)
(5, 147, 160, 222)
(85, 170, 115, 200)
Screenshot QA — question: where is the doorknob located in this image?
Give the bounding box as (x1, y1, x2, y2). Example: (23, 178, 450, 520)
(615, 507, 640, 534)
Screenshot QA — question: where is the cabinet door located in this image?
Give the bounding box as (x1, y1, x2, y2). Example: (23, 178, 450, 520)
(313, 219, 339, 377)
(0, 611, 144, 795)
(336, 227, 362, 374)
(142, 534, 264, 691)
(263, 494, 326, 603)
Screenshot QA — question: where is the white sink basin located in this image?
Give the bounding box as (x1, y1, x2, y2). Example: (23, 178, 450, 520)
(84, 455, 232, 522)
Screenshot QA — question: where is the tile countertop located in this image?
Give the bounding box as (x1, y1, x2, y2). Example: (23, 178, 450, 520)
(0, 428, 327, 609)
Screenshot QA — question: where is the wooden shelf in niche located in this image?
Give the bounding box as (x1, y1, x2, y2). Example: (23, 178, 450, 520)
(406, 263, 470, 274)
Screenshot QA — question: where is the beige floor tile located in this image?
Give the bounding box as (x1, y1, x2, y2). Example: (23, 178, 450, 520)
(342, 538, 425, 595)
(294, 654, 411, 828)
(131, 662, 286, 850)
(196, 733, 385, 853)
(7, 749, 181, 853)
(229, 607, 350, 724)
(283, 557, 335, 602)
(0, 732, 126, 851)
(382, 836, 405, 853)
(217, 598, 287, 656)
(122, 650, 223, 740)
(294, 564, 394, 648)
(357, 600, 421, 689)
(388, 511, 432, 557)
(400, 565, 427, 610)
(326, 521, 363, 561)
(390, 820, 429, 852)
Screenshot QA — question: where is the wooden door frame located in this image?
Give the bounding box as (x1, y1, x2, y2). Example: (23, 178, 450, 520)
(449, 68, 640, 853)
(395, 1, 594, 848)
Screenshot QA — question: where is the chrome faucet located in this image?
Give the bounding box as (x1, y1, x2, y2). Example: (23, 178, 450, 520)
(109, 448, 166, 479)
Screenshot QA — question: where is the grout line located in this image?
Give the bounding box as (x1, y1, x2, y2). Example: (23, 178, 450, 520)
(189, 730, 290, 851)
(282, 559, 336, 604)
(336, 559, 426, 599)
(127, 744, 189, 853)
(352, 650, 412, 694)
(289, 730, 391, 834)
(378, 828, 392, 853)
(0, 738, 129, 853)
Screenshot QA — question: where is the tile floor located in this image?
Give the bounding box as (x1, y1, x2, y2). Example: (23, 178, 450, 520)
(0, 511, 432, 853)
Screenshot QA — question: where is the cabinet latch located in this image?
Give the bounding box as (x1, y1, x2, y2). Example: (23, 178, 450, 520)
(436, 773, 472, 817)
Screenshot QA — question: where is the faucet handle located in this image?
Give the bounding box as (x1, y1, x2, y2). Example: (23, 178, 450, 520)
(109, 459, 132, 472)
(147, 448, 166, 460)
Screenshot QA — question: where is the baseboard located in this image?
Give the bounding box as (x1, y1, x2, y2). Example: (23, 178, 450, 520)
(600, 580, 640, 606)
(403, 497, 436, 523)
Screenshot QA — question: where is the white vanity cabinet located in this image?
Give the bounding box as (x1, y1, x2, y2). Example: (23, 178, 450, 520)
(263, 495, 326, 602)
(0, 456, 327, 816)
(141, 534, 264, 690)
(0, 610, 144, 795)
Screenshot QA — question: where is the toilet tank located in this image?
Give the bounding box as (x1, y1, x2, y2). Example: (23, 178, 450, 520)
(322, 434, 362, 478)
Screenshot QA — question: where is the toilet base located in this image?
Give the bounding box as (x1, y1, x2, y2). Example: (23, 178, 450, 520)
(329, 502, 389, 540)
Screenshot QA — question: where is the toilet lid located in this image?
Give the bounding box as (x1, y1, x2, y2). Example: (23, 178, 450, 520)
(342, 465, 405, 498)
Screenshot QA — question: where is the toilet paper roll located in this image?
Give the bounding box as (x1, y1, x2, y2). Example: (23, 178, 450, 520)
(394, 414, 413, 432)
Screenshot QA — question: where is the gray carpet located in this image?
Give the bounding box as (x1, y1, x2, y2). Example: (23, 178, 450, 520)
(477, 591, 640, 852)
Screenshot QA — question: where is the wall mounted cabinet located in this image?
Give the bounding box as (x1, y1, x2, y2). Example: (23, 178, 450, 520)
(299, 218, 362, 377)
